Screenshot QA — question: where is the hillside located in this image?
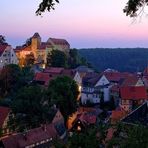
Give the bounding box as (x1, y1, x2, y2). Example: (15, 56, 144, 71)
(78, 48, 148, 72)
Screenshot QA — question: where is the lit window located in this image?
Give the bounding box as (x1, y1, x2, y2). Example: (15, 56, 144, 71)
(77, 126, 81, 131)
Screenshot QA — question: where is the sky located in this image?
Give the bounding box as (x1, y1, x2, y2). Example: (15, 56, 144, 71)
(1, 0, 148, 48)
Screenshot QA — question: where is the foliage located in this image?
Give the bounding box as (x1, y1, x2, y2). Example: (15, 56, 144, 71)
(36, 0, 59, 15)
(47, 76, 79, 121)
(36, 0, 145, 18)
(68, 127, 100, 148)
(9, 85, 49, 132)
(79, 48, 148, 72)
(0, 64, 22, 97)
(68, 49, 81, 68)
(123, 0, 148, 17)
(0, 35, 7, 45)
(48, 50, 67, 68)
(107, 123, 148, 148)
(0, 64, 34, 97)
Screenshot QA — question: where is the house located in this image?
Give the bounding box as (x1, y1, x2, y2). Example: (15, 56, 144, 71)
(15, 33, 70, 67)
(0, 45, 18, 68)
(71, 112, 97, 132)
(0, 123, 58, 148)
(0, 106, 11, 136)
(111, 107, 127, 124)
(50, 108, 67, 140)
(121, 101, 148, 126)
(120, 86, 148, 112)
(81, 73, 111, 105)
(34, 67, 82, 91)
(121, 75, 144, 87)
(110, 84, 120, 107)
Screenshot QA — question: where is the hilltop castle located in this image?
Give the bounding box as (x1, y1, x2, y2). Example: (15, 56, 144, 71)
(14, 33, 70, 67)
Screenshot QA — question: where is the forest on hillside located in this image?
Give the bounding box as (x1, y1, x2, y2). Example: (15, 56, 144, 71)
(78, 48, 148, 72)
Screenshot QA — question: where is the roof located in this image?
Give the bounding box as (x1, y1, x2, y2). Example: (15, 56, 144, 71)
(47, 38, 70, 46)
(76, 112, 97, 125)
(2, 124, 58, 148)
(120, 86, 148, 100)
(38, 42, 52, 50)
(103, 72, 122, 82)
(32, 32, 41, 38)
(0, 106, 10, 128)
(82, 72, 100, 86)
(121, 76, 140, 86)
(121, 101, 148, 126)
(34, 72, 53, 86)
(61, 69, 76, 79)
(75, 66, 94, 73)
(111, 110, 127, 124)
(44, 67, 64, 74)
(143, 67, 148, 76)
(0, 44, 7, 56)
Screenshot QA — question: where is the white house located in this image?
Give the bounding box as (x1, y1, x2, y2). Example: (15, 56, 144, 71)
(81, 73, 111, 105)
(0, 45, 18, 68)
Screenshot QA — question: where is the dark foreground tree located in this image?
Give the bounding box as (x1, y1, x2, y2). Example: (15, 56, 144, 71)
(108, 123, 148, 148)
(124, 0, 148, 17)
(9, 85, 49, 132)
(36, 0, 146, 18)
(0, 64, 22, 96)
(47, 76, 79, 121)
(0, 35, 7, 45)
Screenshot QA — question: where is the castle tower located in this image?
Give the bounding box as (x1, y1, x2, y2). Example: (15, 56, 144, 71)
(31, 32, 41, 61)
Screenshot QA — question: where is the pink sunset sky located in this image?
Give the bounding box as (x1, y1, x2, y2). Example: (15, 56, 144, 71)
(1, 0, 148, 48)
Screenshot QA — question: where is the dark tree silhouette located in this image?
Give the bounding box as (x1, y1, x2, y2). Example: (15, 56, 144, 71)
(36, 0, 146, 17)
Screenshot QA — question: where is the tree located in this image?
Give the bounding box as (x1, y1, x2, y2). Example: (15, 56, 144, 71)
(47, 76, 79, 121)
(36, 0, 145, 18)
(68, 127, 100, 148)
(68, 49, 80, 68)
(108, 123, 148, 148)
(9, 85, 49, 132)
(0, 35, 7, 45)
(0, 64, 22, 96)
(123, 0, 148, 17)
(48, 50, 67, 68)
(36, 0, 59, 15)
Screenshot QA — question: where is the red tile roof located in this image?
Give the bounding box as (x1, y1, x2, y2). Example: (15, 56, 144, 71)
(120, 86, 148, 100)
(79, 113, 96, 124)
(0, 106, 10, 128)
(48, 38, 70, 46)
(121, 76, 140, 86)
(103, 72, 122, 82)
(2, 124, 58, 148)
(0, 45, 7, 56)
(111, 110, 127, 124)
(34, 72, 54, 86)
(44, 67, 64, 74)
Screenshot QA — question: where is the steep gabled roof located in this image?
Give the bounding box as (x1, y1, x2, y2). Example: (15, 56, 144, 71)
(1, 124, 58, 148)
(47, 38, 70, 46)
(44, 67, 64, 74)
(0, 44, 7, 56)
(120, 86, 148, 100)
(0, 106, 10, 128)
